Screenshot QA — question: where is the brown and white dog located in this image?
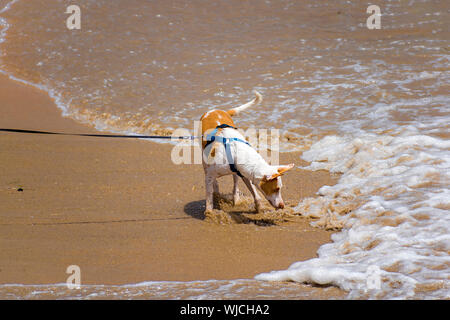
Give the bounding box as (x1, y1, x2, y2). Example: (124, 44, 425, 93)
(200, 91, 294, 214)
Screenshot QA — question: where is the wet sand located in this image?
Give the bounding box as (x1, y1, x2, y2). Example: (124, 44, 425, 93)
(0, 73, 344, 298)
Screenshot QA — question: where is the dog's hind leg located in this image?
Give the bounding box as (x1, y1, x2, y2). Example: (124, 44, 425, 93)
(205, 175, 215, 213)
(232, 174, 240, 206)
(241, 177, 262, 213)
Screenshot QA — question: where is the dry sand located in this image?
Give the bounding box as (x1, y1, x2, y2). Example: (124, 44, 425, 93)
(0, 73, 344, 298)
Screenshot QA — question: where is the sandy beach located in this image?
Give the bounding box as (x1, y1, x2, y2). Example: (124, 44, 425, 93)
(0, 73, 344, 298)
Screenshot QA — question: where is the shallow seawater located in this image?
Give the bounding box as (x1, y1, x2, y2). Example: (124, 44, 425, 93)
(0, 280, 342, 300)
(0, 0, 449, 299)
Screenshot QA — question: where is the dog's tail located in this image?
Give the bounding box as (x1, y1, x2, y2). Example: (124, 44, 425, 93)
(227, 91, 263, 117)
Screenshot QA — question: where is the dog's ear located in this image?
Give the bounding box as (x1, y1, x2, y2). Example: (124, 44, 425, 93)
(262, 164, 295, 181)
(277, 163, 295, 175)
(263, 173, 280, 181)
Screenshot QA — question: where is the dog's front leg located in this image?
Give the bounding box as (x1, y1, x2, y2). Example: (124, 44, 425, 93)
(213, 178, 219, 195)
(205, 174, 215, 213)
(241, 177, 262, 213)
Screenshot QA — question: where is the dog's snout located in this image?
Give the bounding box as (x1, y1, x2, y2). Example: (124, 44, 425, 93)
(278, 201, 285, 209)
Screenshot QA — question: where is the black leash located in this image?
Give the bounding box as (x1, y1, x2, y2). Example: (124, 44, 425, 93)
(1, 126, 251, 176)
(0, 128, 199, 140)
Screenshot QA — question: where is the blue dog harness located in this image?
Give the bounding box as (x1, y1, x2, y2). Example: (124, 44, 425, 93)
(204, 124, 250, 178)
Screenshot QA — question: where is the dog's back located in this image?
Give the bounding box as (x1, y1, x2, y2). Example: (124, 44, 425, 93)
(199, 91, 262, 148)
(200, 110, 235, 148)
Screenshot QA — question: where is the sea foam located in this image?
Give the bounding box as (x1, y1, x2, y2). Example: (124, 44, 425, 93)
(256, 126, 450, 299)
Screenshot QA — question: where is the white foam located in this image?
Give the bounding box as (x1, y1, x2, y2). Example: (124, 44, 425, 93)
(0, 0, 19, 44)
(256, 126, 450, 299)
(0, 279, 337, 299)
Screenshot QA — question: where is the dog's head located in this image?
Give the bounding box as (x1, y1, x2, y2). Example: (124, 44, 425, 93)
(257, 163, 295, 209)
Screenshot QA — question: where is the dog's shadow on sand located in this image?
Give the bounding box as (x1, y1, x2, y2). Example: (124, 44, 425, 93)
(184, 199, 207, 220)
(184, 194, 290, 226)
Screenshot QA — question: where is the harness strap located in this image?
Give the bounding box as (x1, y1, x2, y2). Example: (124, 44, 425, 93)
(204, 124, 250, 177)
